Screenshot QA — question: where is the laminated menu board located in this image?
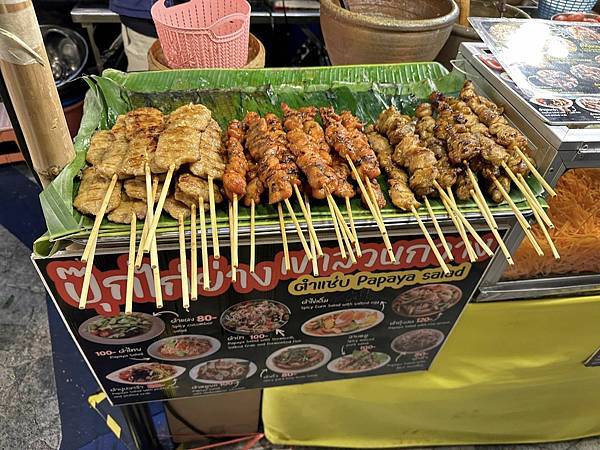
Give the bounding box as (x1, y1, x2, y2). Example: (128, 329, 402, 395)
(465, 43, 600, 126)
(470, 18, 600, 108)
(33, 233, 498, 405)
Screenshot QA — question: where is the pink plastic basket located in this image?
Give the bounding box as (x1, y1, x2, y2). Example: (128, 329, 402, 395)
(151, 0, 251, 69)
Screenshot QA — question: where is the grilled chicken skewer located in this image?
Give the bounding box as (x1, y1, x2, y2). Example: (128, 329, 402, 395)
(321, 107, 394, 261)
(368, 126, 450, 272)
(243, 112, 314, 261)
(223, 120, 248, 278)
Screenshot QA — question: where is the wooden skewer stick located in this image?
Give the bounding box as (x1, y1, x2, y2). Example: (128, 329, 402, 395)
(530, 199, 560, 260)
(365, 177, 384, 223)
(327, 195, 356, 264)
(199, 197, 210, 289)
(190, 204, 198, 301)
(278, 203, 291, 272)
(345, 156, 395, 261)
(517, 173, 554, 229)
(79, 237, 97, 309)
(514, 147, 557, 197)
(305, 194, 319, 276)
(82, 174, 118, 263)
(178, 215, 190, 310)
(471, 191, 514, 265)
(439, 192, 477, 262)
(143, 165, 175, 253)
(490, 176, 531, 230)
(284, 199, 314, 261)
(228, 202, 237, 283)
(411, 206, 450, 274)
(293, 185, 323, 257)
(146, 181, 162, 308)
(250, 199, 256, 273)
(423, 197, 453, 261)
(466, 168, 497, 229)
(345, 197, 362, 257)
(491, 176, 545, 256)
(208, 176, 220, 259)
(327, 193, 356, 245)
(232, 194, 239, 270)
(436, 184, 494, 258)
(327, 194, 347, 260)
(135, 168, 156, 268)
(502, 162, 554, 229)
(125, 212, 137, 314)
(150, 234, 162, 308)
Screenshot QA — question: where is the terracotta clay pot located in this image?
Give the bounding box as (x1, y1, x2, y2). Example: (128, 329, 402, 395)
(320, 0, 459, 65)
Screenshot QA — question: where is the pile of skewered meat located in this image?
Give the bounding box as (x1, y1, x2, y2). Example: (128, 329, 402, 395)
(74, 104, 225, 223)
(370, 80, 536, 210)
(74, 80, 540, 234)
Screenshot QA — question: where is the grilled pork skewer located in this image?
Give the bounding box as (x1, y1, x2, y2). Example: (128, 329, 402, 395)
(243, 112, 314, 261)
(223, 120, 249, 280)
(322, 107, 393, 261)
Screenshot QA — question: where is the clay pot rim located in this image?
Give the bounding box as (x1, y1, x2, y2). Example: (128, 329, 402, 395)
(320, 0, 460, 32)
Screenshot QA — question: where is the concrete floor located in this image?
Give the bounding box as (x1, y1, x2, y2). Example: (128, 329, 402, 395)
(0, 163, 599, 449)
(0, 223, 61, 449)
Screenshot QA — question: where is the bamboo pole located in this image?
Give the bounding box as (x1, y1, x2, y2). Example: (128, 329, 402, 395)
(0, 0, 74, 186)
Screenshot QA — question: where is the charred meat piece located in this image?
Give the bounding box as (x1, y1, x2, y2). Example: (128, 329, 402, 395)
(487, 174, 510, 204)
(166, 104, 211, 132)
(178, 173, 223, 204)
(120, 107, 165, 179)
(93, 129, 128, 179)
(123, 177, 164, 203)
(107, 193, 147, 223)
(154, 125, 201, 172)
(282, 103, 339, 194)
(455, 171, 475, 202)
(362, 178, 386, 210)
(189, 119, 226, 180)
(410, 167, 439, 198)
(244, 112, 301, 204)
(436, 157, 458, 190)
(163, 196, 191, 219)
(223, 120, 248, 200)
(321, 107, 381, 180)
(86, 130, 116, 166)
(367, 127, 419, 211)
(74, 167, 122, 216)
(331, 154, 356, 199)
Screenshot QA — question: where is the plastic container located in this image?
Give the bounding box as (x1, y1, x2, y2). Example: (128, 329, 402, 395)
(151, 0, 250, 69)
(537, 0, 597, 19)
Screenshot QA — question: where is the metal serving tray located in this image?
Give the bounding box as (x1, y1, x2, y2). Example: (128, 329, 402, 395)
(456, 43, 600, 302)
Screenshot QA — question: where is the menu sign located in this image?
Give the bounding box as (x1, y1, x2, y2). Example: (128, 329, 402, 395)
(470, 45, 600, 126)
(471, 19, 600, 112)
(34, 233, 497, 405)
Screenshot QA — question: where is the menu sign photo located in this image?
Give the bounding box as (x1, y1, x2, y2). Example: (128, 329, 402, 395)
(33, 233, 497, 405)
(471, 18, 600, 117)
(468, 44, 600, 126)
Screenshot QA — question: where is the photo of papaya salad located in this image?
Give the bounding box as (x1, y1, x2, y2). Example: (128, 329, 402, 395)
(147, 335, 221, 361)
(79, 312, 165, 344)
(301, 309, 384, 337)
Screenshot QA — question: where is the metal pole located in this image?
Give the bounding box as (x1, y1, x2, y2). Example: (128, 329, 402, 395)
(121, 404, 162, 450)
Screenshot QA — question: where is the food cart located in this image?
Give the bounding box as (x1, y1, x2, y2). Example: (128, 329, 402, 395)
(31, 61, 543, 409)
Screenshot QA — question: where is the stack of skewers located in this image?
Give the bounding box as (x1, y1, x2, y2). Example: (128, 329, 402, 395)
(73, 80, 559, 313)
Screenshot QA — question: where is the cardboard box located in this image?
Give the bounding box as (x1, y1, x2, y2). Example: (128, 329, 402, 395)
(165, 390, 262, 444)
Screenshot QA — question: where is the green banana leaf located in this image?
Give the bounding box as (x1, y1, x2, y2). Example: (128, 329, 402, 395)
(36, 62, 543, 256)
